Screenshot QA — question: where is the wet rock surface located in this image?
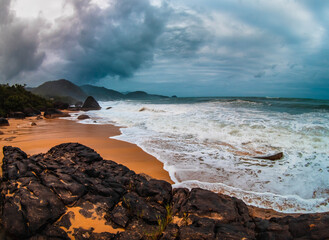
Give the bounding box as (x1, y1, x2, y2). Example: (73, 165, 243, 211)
(0, 143, 328, 240)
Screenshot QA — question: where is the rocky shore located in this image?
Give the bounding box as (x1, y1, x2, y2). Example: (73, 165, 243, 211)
(0, 143, 328, 240)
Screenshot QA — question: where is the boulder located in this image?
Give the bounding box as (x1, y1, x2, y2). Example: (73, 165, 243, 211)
(53, 101, 70, 110)
(31, 122, 37, 126)
(254, 152, 283, 160)
(23, 107, 41, 117)
(82, 96, 101, 110)
(77, 114, 90, 120)
(44, 108, 70, 118)
(8, 112, 25, 119)
(0, 118, 9, 126)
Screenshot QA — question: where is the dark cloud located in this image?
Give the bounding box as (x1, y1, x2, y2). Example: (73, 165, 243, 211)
(44, 0, 170, 84)
(0, 0, 45, 80)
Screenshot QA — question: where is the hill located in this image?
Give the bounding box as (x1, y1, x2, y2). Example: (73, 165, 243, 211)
(80, 85, 124, 101)
(31, 79, 88, 104)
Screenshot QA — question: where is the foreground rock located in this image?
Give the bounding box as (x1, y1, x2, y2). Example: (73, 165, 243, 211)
(82, 96, 101, 110)
(0, 143, 328, 240)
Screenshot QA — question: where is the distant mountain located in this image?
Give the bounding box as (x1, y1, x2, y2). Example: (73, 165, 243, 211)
(80, 85, 124, 101)
(29, 79, 169, 103)
(31, 79, 88, 104)
(125, 91, 169, 100)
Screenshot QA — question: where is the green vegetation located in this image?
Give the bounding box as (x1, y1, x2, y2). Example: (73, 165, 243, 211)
(0, 84, 53, 117)
(146, 204, 173, 240)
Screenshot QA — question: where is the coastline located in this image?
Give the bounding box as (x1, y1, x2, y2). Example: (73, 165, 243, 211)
(1, 115, 327, 220)
(0, 116, 172, 183)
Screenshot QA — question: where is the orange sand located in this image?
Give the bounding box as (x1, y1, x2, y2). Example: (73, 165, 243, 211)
(0, 117, 172, 183)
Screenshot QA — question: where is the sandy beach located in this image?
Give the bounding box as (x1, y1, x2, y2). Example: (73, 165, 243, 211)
(0, 116, 172, 183)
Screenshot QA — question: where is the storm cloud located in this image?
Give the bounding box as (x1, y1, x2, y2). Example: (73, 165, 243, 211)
(0, 0, 329, 98)
(0, 0, 45, 80)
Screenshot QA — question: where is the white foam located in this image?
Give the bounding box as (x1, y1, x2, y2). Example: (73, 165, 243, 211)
(76, 100, 329, 213)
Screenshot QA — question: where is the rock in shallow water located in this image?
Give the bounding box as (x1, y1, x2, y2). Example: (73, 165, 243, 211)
(0, 143, 328, 239)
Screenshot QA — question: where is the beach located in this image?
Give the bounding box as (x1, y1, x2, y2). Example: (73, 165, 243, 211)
(0, 116, 172, 183)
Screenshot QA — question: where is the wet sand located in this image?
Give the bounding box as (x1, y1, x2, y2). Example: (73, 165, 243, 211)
(0, 117, 172, 183)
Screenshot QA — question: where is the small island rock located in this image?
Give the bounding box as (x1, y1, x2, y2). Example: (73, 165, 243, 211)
(82, 96, 101, 110)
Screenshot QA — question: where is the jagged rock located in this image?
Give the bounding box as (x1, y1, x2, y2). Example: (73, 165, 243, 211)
(110, 205, 130, 228)
(44, 108, 70, 118)
(77, 114, 90, 120)
(0, 143, 328, 239)
(82, 96, 101, 110)
(254, 152, 283, 160)
(0, 118, 9, 126)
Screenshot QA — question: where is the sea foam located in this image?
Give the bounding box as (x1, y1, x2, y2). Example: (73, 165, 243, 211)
(75, 98, 329, 213)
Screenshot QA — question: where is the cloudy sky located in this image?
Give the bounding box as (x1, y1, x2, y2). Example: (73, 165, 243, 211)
(0, 0, 328, 98)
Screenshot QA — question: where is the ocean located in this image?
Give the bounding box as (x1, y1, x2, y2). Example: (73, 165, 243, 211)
(70, 97, 329, 213)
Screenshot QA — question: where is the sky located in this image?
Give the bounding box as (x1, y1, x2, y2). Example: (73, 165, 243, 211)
(0, 0, 328, 98)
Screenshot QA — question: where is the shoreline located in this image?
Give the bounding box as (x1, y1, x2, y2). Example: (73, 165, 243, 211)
(1, 116, 327, 220)
(0, 116, 173, 183)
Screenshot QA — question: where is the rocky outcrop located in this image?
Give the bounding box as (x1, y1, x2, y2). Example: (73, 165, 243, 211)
(0, 143, 328, 240)
(44, 109, 70, 119)
(82, 96, 101, 110)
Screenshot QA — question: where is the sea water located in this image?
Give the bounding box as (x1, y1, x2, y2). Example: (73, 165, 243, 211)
(72, 97, 329, 213)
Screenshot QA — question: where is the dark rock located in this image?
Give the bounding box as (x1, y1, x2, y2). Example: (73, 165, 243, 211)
(134, 177, 172, 205)
(123, 192, 165, 223)
(44, 108, 70, 118)
(180, 188, 245, 223)
(8, 111, 25, 119)
(53, 101, 69, 110)
(82, 96, 101, 110)
(90, 232, 116, 240)
(0, 130, 4, 135)
(0, 117, 9, 126)
(159, 224, 179, 240)
(172, 95, 177, 98)
(23, 107, 41, 117)
(106, 107, 112, 110)
(110, 205, 130, 228)
(180, 225, 215, 240)
(36, 115, 43, 120)
(77, 114, 90, 120)
(254, 152, 283, 160)
(0, 143, 328, 239)
(31, 122, 37, 126)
